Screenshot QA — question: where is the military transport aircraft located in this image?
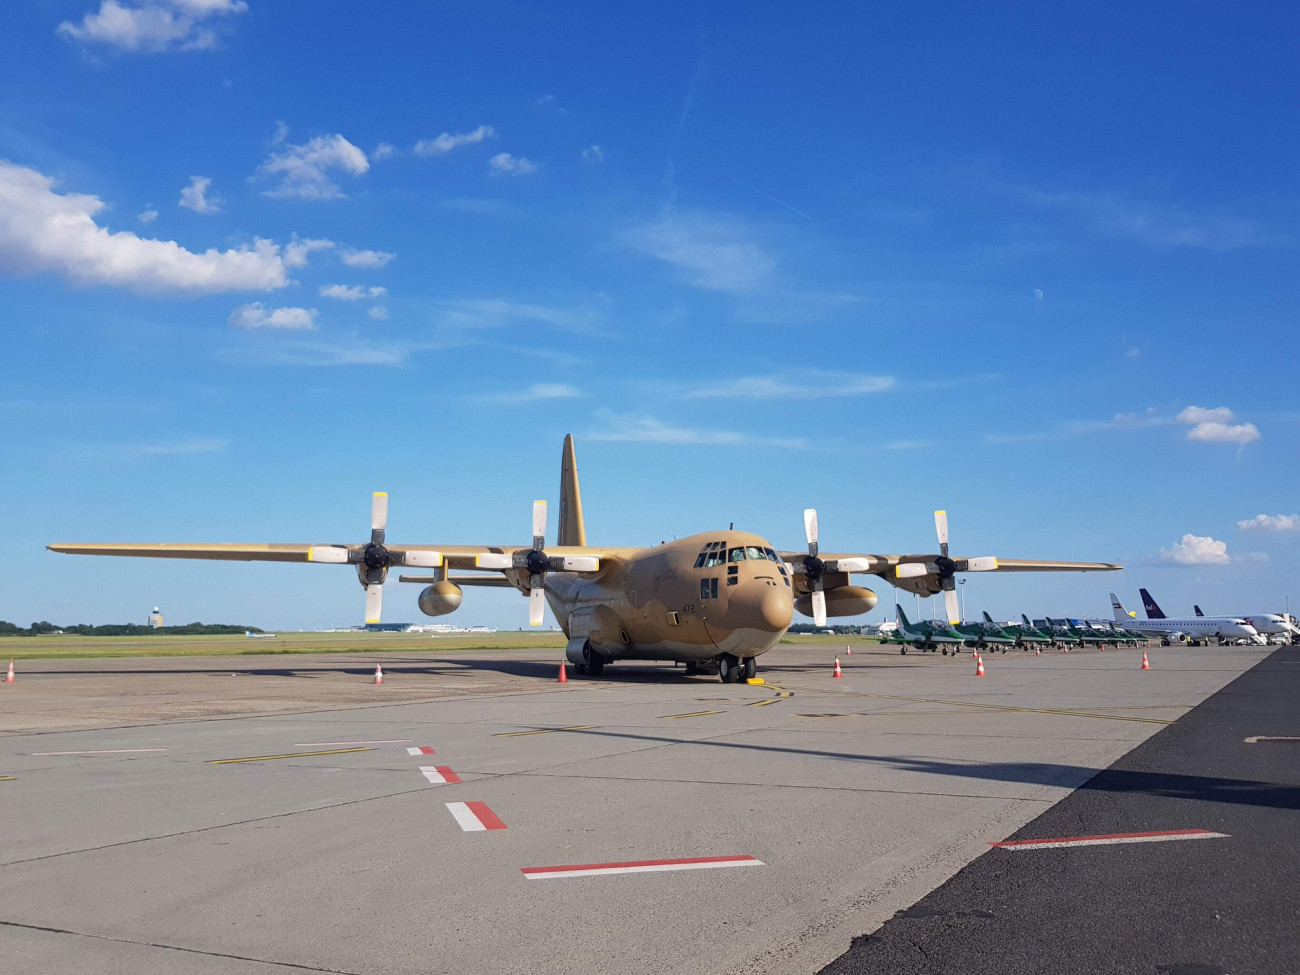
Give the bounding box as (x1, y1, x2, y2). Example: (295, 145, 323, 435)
(48, 436, 1120, 682)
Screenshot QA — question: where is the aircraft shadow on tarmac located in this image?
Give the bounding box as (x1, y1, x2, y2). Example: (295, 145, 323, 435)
(561, 728, 1300, 812)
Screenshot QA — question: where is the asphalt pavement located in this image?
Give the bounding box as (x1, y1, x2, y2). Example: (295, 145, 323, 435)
(820, 647, 1300, 975)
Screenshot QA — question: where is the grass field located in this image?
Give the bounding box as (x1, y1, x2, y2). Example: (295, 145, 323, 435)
(0, 630, 878, 660)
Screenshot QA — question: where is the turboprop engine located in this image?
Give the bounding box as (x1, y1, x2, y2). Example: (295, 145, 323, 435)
(418, 581, 464, 617)
(795, 585, 877, 619)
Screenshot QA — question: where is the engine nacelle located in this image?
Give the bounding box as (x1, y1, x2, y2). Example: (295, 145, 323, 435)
(418, 581, 463, 617)
(1163, 630, 1188, 644)
(795, 585, 878, 619)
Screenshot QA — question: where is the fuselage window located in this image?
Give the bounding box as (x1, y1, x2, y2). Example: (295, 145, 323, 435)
(711, 578, 719, 598)
(729, 547, 746, 562)
(700, 578, 710, 600)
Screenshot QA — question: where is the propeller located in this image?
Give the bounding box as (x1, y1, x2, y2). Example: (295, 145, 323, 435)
(474, 500, 600, 626)
(797, 508, 873, 627)
(306, 493, 443, 624)
(893, 510, 997, 624)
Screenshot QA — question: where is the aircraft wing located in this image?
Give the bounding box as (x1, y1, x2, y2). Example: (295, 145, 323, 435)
(776, 551, 1121, 578)
(46, 542, 621, 571)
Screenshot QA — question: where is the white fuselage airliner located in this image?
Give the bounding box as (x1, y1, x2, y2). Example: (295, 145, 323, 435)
(1110, 593, 1261, 645)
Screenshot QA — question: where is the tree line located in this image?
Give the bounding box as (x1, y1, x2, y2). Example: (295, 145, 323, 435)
(0, 621, 264, 636)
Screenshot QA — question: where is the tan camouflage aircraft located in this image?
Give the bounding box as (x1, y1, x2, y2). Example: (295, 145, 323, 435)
(48, 436, 1120, 682)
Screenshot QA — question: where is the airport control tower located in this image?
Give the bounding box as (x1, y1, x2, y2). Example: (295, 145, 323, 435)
(147, 606, 163, 628)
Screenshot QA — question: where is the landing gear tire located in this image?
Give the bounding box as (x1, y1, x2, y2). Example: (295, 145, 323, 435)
(900, 647, 907, 655)
(718, 653, 741, 683)
(742, 656, 757, 680)
(582, 643, 604, 677)
(941, 648, 948, 656)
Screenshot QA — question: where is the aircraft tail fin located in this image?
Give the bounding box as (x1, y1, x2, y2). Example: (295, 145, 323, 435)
(1139, 588, 1166, 619)
(557, 434, 587, 547)
(1109, 593, 1128, 622)
(1194, 605, 1204, 617)
(896, 604, 910, 626)
(982, 610, 994, 623)
(1022, 613, 1033, 629)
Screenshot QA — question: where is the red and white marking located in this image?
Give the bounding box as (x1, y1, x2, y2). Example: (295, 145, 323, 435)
(521, 854, 764, 880)
(293, 739, 412, 747)
(991, 828, 1229, 851)
(406, 745, 436, 756)
(420, 766, 462, 785)
(34, 748, 167, 756)
(445, 801, 506, 831)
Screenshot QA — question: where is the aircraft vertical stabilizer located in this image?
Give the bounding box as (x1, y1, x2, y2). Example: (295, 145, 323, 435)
(1194, 605, 1204, 616)
(1139, 588, 1167, 619)
(896, 604, 910, 626)
(1110, 593, 1130, 622)
(557, 433, 587, 547)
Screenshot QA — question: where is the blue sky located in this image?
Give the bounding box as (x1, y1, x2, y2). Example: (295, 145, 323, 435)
(2, 1, 1297, 629)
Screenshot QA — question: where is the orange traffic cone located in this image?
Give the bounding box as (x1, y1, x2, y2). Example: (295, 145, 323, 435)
(845, 644, 851, 656)
(833, 657, 843, 678)
(557, 660, 568, 683)
(4, 659, 13, 683)
(372, 664, 384, 685)
(975, 654, 986, 677)
(1141, 651, 1150, 671)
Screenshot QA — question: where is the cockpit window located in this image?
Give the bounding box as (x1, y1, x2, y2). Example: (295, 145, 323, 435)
(763, 548, 780, 563)
(705, 551, 724, 567)
(694, 553, 707, 568)
(746, 546, 765, 561)
(729, 547, 746, 562)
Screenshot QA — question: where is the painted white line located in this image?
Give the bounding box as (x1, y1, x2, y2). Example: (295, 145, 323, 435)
(445, 800, 505, 831)
(420, 766, 462, 785)
(406, 745, 436, 756)
(1244, 736, 1300, 744)
(34, 749, 168, 756)
(293, 740, 412, 747)
(992, 828, 1228, 851)
(522, 855, 764, 880)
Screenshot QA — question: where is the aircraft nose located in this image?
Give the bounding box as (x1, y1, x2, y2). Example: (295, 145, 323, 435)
(729, 581, 794, 633)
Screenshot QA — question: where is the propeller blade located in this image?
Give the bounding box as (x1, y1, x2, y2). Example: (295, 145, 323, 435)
(364, 583, 383, 624)
(962, 556, 999, 572)
(803, 508, 819, 551)
(532, 500, 547, 550)
(934, 509, 949, 555)
(306, 546, 349, 564)
(894, 562, 931, 580)
(400, 550, 443, 568)
(829, 557, 871, 573)
(371, 492, 389, 537)
(558, 555, 600, 572)
(529, 584, 546, 626)
(944, 588, 960, 625)
(811, 588, 827, 628)
(475, 553, 513, 570)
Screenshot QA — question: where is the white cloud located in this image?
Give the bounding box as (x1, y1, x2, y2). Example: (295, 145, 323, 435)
(482, 383, 583, 404)
(0, 159, 285, 294)
(588, 412, 808, 449)
(1032, 288, 1043, 299)
(368, 306, 389, 321)
(138, 207, 158, 223)
(488, 152, 539, 176)
(339, 248, 395, 268)
(282, 236, 334, 268)
(623, 211, 776, 293)
(320, 283, 387, 301)
(1176, 405, 1260, 445)
(256, 134, 369, 200)
(371, 142, 396, 162)
(1237, 514, 1300, 533)
(683, 372, 894, 400)
(433, 298, 605, 336)
(582, 145, 605, 163)
(224, 339, 411, 367)
(228, 303, 318, 330)
(1159, 533, 1231, 565)
(178, 175, 222, 214)
(414, 125, 497, 157)
(57, 0, 247, 53)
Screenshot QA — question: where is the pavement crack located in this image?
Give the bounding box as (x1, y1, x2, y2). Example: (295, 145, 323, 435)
(0, 919, 361, 973)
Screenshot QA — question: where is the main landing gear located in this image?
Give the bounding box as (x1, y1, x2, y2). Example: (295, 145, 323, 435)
(573, 642, 605, 677)
(717, 653, 757, 683)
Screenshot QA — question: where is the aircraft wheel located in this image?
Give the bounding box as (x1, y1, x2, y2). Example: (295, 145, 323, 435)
(941, 648, 948, 656)
(900, 647, 907, 655)
(718, 653, 740, 683)
(742, 656, 757, 680)
(582, 643, 605, 677)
